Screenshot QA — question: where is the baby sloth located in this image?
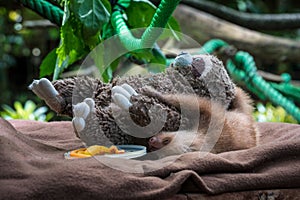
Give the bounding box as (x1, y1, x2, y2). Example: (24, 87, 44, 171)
(112, 84, 258, 157)
(29, 52, 258, 157)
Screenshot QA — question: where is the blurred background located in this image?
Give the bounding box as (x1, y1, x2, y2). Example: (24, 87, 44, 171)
(0, 0, 299, 123)
(0, 1, 59, 102)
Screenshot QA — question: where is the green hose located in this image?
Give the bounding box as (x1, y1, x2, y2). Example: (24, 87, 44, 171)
(199, 39, 300, 121)
(16, 0, 63, 26)
(235, 51, 300, 121)
(111, 0, 181, 50)
(199, 39, 228, 54)
(16, 0, 300, 121)
(17, 0, 180, 49)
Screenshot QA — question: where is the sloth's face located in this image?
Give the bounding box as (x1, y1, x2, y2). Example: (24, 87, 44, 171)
(147, 132, 174, 151)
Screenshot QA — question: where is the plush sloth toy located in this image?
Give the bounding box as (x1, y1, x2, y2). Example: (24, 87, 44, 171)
(29, 53, 237, 149)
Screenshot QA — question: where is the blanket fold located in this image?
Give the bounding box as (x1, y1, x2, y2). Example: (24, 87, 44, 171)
(0, 118, 299, 200)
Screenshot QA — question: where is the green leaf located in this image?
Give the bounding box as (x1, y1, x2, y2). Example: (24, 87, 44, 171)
(70, 0, 111, 37)
(33, 106, 48, 117)
(165, 17, 181, 41)
(147, 63, 165, 73)
(46, 112, 55, 121)
(102, 58, 120, 82)
(24, 100, 36, 114)
(126, 0, 155, 29)
(39, 49, 57, 78)
(55, 17, 88, 79)
(130, 47, 166, 66)
(14, 101, 26, 118)
(110, 57, 120, 72)
(90, 45, 105, 75)
(1, 104, 17, 118)
(1, 114, 13, 120)
(100, 0, 111, 14)
(131, 49, 153, 63)
(56, 20, 85, 66)
(125, 0, 181, 40)
(253, 102, 298, 124)
(150, 46, 166, 65)
(102, 22, 115, 39)
(102, 66, 113, 82)
(85, 33, 101, 49)
(1, 101, 54, 121)
(53, 54, 70, 80)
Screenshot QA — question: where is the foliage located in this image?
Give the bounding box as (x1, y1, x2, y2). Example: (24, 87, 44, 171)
(0, 2, 61, 106)
(40, 0, 180, 80)
(0, 100, 54, 121)
(209, 0, 300, 80)
(253, 102, 298, 124)
(0, 4, 29, 105)
(0, 7, 28, 69)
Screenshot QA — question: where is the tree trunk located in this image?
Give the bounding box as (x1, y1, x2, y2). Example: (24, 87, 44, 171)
(173, 5, 300, 64)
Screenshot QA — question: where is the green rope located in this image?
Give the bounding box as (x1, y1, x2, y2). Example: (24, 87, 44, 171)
(226, 60, 267, 100)
(18, 0, 179, 49)
(270, 83, 300, 104)
(17, 0, 63, 26)
(232, 51, 300, 121)
(111, 0, 181, 50)
(16, 0, 300, 121)
(199, 39, 228, 54)
(199, 39, 300, 121)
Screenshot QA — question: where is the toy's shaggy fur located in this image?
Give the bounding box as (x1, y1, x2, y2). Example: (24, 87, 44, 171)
(31, 55, 238, 146)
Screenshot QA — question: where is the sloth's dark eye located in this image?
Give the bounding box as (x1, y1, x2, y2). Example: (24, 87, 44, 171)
(162, 137, 171, 145)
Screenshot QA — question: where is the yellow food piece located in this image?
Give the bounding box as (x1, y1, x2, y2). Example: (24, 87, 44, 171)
(85, 145, 125, 156)
(68, 145, 125, 159)
(69, 148, 92, 158)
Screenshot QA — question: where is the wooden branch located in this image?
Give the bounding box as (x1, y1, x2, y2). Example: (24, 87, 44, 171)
(173, 5, 300, 64)
(181, 0, 300, 30)
(23, 20, 57, 28)
(257, 70, 284, 83)
(258, 70, 300, 86)
(60, 66, 100, 78)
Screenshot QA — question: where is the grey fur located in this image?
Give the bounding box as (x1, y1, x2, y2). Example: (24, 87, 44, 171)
(30, 54, 236, 146)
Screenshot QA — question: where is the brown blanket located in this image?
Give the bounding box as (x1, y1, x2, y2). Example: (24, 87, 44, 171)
(0, 118, 299, 199)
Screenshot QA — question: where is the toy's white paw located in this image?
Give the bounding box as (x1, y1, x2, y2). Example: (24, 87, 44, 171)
(112, 84, 138, 110)
(72, 98, 94, 132)
(28, 78, 65, 113)
(174, 52, 193, 67)
(28, 78, 59, 100)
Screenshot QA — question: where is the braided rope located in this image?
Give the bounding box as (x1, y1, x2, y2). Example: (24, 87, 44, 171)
(234, 51, 300, 121)
(17, 0, 63, 26)
(18, 0, 179, 49)
(17, 1, 299, 120)
(141, 0, 180, 47)
(111, 0, 180, 50)
(199, 39, 300, 121)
